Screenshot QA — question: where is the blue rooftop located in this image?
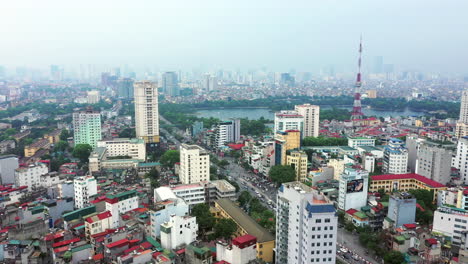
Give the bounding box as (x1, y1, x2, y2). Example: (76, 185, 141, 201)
(306, 203, 335, 218)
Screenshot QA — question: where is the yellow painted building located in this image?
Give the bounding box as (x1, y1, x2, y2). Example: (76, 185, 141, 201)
(24, 138, 51, 157)
(415, 120, 424, 127)
(275, 130, 300, 165)
(212, 199, 275, 263)
(369, 173, 447, 200)
(366, 89, 377, 98)
(286, 150, 308, 182)
(45, 129, 62, 144)
(328, 158, 345, 180)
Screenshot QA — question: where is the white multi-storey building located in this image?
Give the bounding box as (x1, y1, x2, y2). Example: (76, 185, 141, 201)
(179, 144, 210, 184)
(274, 111, 304, 137)
(84, 211, 112, 239)
(295, 104, 320, 138)
(347, 137, 376, 148)
(454, 136, 468, 184)
(97, 138, 146, 160)
(383, 138, 408, 174)
(105, 190, 139, 228)
(171, 183, 206, 206)
(338, 168, 369, 211)
(214, 120, 240, 148)
(456, 90, 468, 138)
(276, 182, 337, 264)
(416, 141, 453, 185)
(0, 155, 19, 184)
(216, 234, 257, 264)
(433, 206, 468, 246)
(15, 163, 49, 191)
(134, 81, 159, 144)
(72, 109, 102, 148)
(74, 176, 97, 209)
(151, 188, 189, 239)
(160, 215, 198, 250)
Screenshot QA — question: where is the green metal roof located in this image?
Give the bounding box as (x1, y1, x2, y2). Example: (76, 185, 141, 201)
(63, 206, 96, 221)
(71, 244, 91, 253)
(353, 212, 368, 219)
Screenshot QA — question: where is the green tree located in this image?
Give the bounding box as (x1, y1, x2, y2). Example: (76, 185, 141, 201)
(145, 168, 160, 189)
(238, 191, 252, 207)
(213, 218, 237, 240)
(54, 140, 69, 152)
(383, 250, 405, 264)
(218, 160, 229, 168)
(72, 144, 93, 163)
(118, 128, 136, 138)
(191, 203, 216, 235)
(269, 165, 296, 185)
(160, 150, 180, 168)
(59, 129, 70, 140)
(345, 221, 355, 232)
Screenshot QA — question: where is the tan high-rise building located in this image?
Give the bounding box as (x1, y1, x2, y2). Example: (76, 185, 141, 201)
(275, 130, 301, 165)
(456, 91, 468, 138)
(286, 150, 308, 182)
(134, 81, 159, 143)
(179, 144, 210, 184)
(294, 104, 320, 138)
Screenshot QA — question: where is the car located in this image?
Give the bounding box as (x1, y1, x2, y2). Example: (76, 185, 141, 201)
(340, 248, 348, 253)
(352, 254, 360, 261)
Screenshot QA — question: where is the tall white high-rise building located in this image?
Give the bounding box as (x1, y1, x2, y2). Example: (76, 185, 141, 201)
(416, 141, 453, 185)
(276, 182, 337, 264)
(274, 111, 304, 136)
(134, 81, 159, 144)
(72, 109, 102, 148)
(214, 120, 240, 148)
(162, 72, 179, 97)
(179, 144, 210, 184)
(74, 176, 97, 209)
(383, 138, 408, 174)
(454, 137, 468, 184)
(456, 91, 468, 138)
(295, 104, 320, 138)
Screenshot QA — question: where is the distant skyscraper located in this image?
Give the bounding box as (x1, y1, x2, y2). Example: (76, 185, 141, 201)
(86, 90, 100, 104)
(203, 74, 218, 91)
(50, 64, 62, 81)
(373, 56, 383, 74)
(280, 73, 295, 86)
(162, 72, 180, 97)
(72, 108, 102, 148)
(295, 104, 320, 138)
(274, 111, 304, 136)
(117, 78, 134, 99)
(456, 91, 468, 138)
(134, 81, 159, 144)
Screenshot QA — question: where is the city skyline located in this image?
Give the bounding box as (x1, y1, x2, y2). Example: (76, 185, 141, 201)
(1, 1, 468, 74)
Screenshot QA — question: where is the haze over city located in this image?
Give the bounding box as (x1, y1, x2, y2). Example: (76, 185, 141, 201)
(1, 0, 468, 74)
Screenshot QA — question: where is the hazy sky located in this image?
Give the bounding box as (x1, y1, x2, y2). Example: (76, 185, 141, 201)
(1, 1, 467, 74)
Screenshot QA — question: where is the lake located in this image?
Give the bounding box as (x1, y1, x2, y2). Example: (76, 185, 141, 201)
(195, 106, 424, 120)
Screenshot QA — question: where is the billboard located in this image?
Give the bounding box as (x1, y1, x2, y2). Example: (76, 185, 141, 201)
(346, 179, 364, 193)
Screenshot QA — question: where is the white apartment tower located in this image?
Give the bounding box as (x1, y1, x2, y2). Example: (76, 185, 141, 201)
(454, 137, 468, 184)
(134, 81, 159, 144)
(276, 182, 337, 264)
(215, 120, 240, 148)
(179, 144, 210, 184)
(74, 176, 97, 209)
(274, 111, 304, 137)
(456, 90, 468, 138)
(72, 109, 102, 148)
(383, 138, 408, 174)
(15, 163, 49, 191)
(416, 141, 453, 185)
(295, 104, 320, 137)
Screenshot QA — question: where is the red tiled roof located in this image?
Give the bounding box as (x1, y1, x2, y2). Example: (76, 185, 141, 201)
(426, 238, 438, 245)
(52, 238, 80, 248)
(93, 253, 104, 260)
(53, 246, 70, 253)
(45, 232, 64, 241)
(106, 238, 129, 249)
(176, 248, 186, 254)
(233, 234, 256, 245)
(370, 173, 446, 188)
(91, 229, 116, 238)
(346, 209, 358, 215)
(403, 223, 416, 229)
(86, 211, 112, 223)
(227, 143, 244, 150)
